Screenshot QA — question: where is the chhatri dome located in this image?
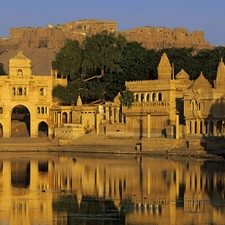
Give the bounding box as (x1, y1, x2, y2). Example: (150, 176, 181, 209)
(175, 69, 190, 80)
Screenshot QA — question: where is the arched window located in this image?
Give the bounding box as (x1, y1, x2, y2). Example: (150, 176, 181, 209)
(41, 107, 44, 114)
(135, 94, 139, 102)
(37, 107, 40, 114)
(205, 121, 208, 134)
(146, 93, 150, 102)
(141, 93, 145, 102)
(24, 87, 27, 95)
(17, 69, 23, 76)
(195, 121, 197, 134)
(18, 87, 23, 95)
(200, 121, 203, 134)
(40, 88, 45, 96)
(62, 112, 67, 123)
(152, 93, 156, 102)
(158, 92, 162, 101)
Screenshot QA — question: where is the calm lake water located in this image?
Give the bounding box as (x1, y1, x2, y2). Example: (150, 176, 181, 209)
(0, 153, 225, 225)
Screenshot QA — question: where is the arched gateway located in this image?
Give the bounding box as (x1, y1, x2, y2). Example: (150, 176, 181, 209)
(0, 51, 67, 138)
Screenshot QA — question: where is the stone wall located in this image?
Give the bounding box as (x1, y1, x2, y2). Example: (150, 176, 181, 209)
(0, 19, 211, 51)
(120, 27, 210, 50)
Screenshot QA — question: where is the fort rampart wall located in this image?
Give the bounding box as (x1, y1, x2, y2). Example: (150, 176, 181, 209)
(0, 19, 211, 51)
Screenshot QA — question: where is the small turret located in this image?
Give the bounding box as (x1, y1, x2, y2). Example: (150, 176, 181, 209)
(9, 50, 32, 77)
(215, 58, 225, 89)
(157, 53, 172, 80)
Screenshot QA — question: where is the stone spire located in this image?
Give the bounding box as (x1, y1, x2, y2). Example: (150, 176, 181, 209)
(157, 53, 172, 80)
(76, 95, 82, 106)
(215, 58, 225, 89)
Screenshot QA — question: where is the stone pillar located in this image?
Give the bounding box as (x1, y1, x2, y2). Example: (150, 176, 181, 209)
(176, 112, 179, 139)
(96, 113, 100, 135)
(197, 120, 201, 134)
(30, 118, 38, 137)
(213, 121, 217, 136)
(111, 107, 115, 124)
(48, 126, 53, 138)
(115, 107, 120, 123)
(147, 113, 151, 138)
(57, 112, 61, 128)
(3, 119, 10, 137)
(105, 106, 110, 123)
(202, 120, 206, 135)
(191, 121, 195, 134)
(186, 120, 190, 134)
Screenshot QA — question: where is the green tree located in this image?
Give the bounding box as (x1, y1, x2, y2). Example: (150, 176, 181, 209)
(0, 63, 6, 75)
(120, 89, 134, 108)
(52, 31, 127, 104)
(52, 39, 82, 81)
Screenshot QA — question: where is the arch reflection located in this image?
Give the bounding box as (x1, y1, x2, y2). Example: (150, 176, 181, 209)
(0, 156, 224, 224)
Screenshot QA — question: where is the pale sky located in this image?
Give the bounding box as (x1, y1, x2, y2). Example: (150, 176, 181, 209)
(1, 0, 224, 46)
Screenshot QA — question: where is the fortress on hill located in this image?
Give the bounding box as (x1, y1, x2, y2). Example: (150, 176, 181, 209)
(0, 19, 211, 51)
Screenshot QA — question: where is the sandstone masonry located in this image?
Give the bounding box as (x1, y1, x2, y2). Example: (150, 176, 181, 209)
(0, 19, 211, 51)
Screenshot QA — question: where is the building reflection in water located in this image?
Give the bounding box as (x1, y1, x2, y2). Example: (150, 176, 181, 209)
(0, 155, 224, 224)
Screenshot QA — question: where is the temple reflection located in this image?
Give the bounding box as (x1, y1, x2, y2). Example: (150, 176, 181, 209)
(0, 155, 224, 224)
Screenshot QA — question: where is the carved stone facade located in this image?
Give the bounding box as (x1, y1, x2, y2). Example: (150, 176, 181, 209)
(184, 59, 225, 138)
(0, 51, 67, 137)
(123, 53, 192, 139)
(123, 53, 225, 150)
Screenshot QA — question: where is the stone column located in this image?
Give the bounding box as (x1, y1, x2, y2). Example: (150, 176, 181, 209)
(197, 120, 201, 134)
(57, 112, 61, 128)
(202, 120, 206, 135)
(105, 106, 110, 123)
(30, 116, 38, 137)
(147, 112, 151, 138)
(3, 118, 10, 137)
(115, 107, 120, 123)
(96, 113, 100, 135)
(186, 120, 190, 134)
(111, 107, 115, 124)
(176, 112, 179, 139)
(213, 121, 217, 136)
(191, 121, 195, 134)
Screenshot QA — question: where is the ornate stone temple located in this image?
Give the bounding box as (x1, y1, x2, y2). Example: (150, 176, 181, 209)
(123, 53, 225, 150)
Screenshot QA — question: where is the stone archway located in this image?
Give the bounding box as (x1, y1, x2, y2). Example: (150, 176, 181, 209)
(11, 105, 30, 137)
(38, 121, 48, 137)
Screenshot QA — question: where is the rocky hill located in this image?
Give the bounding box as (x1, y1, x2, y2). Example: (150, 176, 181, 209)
(0, 19, 211, 75)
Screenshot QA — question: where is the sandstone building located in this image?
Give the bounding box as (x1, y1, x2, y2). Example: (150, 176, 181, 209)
(0, 51, 67, 138)
(1, 51, 225, 151)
